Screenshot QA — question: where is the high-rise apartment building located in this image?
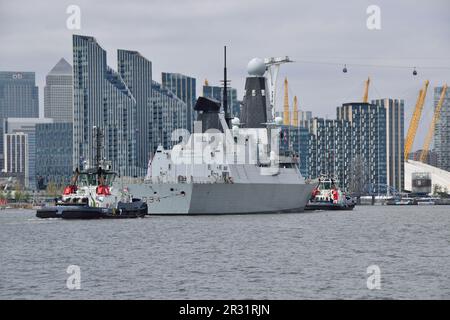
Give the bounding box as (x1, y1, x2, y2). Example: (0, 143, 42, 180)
(373, 99, 405, 192)
(298, 111, 312, 128)
(279, 125, 314, 179)
(73, 35, 137, 176)
(162, 73, 196, 131)
(3, 132, 28, 187)
(73, 35, 188, 176)
(44, 58, 73, 122)
(117, 49, 153, 170)
(434, 86, 450, 171)
(150, 81, 187, 153)
(337, 102, 387, 194)
(307, 118, 352, 190)
(35, 122, 73, 188)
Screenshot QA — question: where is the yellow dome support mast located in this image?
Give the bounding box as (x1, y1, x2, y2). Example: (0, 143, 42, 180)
(283, 77, 290, 125)
(404, 80, 429, 161)
(363, 77, 370, 103)
(419, 84, 447, 163)
(292, 96, 298, 126)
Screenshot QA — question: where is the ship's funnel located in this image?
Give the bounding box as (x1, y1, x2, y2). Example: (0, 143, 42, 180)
(240, 76, 269, 128)
(195, 97, 223, 132)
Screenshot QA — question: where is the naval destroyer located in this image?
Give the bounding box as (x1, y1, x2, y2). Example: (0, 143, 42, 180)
(120, 49, 315, 214)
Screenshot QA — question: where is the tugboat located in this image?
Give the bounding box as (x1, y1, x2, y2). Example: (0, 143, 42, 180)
(305, 176, 355, 211)
(36, 128, 147, 219)
(36, 164, 147, 219)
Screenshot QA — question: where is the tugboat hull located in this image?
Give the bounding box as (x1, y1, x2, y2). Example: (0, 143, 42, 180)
(36, 200, 147, 220)
(36, 205, 87, 219)
(305, 201, 355, 211)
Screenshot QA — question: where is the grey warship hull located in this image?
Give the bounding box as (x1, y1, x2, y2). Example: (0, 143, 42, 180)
(127, 181, 314, 215)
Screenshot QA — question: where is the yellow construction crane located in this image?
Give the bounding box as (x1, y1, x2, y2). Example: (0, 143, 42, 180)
(404, 80, 429, 161)
(363, 77, 370, 103)
(283, 77, 290, 125)
(292, 96, 298, 126)
(204, 79, 209, 86)
(419, 84, 448, 163)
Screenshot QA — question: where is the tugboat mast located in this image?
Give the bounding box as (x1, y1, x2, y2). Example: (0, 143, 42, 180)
(93, 126, 104, 169)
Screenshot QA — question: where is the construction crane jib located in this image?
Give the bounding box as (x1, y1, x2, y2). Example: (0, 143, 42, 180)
(404, 80, 429, 161)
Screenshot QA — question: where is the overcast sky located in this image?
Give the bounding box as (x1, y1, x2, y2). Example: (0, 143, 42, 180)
(1, 0, 449, 149)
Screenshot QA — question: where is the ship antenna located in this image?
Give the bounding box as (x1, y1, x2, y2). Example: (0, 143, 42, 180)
(222, 46, 231, 128)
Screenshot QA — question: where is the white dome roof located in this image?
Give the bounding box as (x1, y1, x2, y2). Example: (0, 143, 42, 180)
(247, 58, 266, 76)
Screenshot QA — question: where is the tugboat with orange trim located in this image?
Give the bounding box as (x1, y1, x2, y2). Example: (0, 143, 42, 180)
(305, 176, 355, 211)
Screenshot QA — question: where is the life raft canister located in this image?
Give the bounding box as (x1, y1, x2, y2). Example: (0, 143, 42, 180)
(63, 185, 77, 195)
(96, 185, 111, 196)
(332, 189, 339, 201)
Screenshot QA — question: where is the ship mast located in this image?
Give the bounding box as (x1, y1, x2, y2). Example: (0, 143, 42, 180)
(222, 46, 231, 128)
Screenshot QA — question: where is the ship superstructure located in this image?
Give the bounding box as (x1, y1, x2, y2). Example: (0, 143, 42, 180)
(121, 49, 315, 214)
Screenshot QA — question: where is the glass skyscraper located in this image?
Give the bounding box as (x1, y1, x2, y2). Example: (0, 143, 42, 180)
(36, 122, 73, 188)
(44, 58, 73, 123)
(162, 73, 196, 132)
(434, 86, 450, 171)
(73, 35, 188, 176)
(150, 81, 187, 153)
(373, 99, 405, 192)
(73, 35, 138, 176)
(117, 49, 153, 172)
(0, 71, 39, 170)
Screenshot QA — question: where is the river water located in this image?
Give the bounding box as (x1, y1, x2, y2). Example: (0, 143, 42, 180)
(0, 206, 449, 299)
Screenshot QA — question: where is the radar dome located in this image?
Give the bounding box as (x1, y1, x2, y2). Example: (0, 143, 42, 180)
(247, 58, 266, 76)
(231, 117, 240, 125)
